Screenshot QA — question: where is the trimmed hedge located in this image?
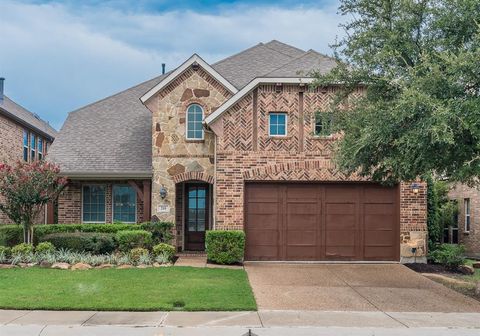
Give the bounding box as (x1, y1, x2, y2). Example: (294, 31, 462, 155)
(206, 230, 245, 265)
(40, 232, 116, 254)
(152, 243, 176, 261)
(0, 222, 174, 247)
(116, 230, 152, 251)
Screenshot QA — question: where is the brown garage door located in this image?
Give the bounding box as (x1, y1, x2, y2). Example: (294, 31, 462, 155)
(245, 183, 399, 261)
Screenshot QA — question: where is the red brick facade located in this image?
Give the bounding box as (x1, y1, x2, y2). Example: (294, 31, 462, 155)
(448, 184, 480, 257)
(212, 84, 427, 260)
(57, 180, 147, 224)
(0, 113, 53, 224)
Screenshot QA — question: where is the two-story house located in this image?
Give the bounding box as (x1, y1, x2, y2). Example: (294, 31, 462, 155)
(48, 41, 427, 262)
(0, 77, 57, 224)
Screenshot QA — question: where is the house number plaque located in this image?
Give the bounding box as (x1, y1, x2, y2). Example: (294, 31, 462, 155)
(157, 205, 170, 213)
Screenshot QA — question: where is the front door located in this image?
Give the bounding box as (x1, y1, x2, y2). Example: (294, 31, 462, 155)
(185, 183, 209, 251)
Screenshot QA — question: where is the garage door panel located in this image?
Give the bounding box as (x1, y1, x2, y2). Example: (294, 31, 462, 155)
(325, 186, 357, 202)
(325, 215, 356, 230)
(245, 183, 398, 261)
(247, 202, 279, 214)
(326, 246, 356, 258)
(286, 230, 317, 245)
(247, 245, 279, 260)
(363, 186, 395, 203)
(286, 185, 318, 199)
(246, 184, 279, 199)
(364, 246, 395, 259)
(326, 203, 355, 214)
(364, 230, 395, 246)
(364, 215, 395, 230)
(247, 230, 279, 245)
(246, 214, 279, 229)
(326, 231, 355, 246)
(364, 203, 395, 215)
(287, 203, 317, 214)
(286, 246, 318, 260)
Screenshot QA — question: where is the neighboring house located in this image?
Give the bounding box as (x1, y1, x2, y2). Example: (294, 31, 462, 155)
(48, 41, 427, 262)
(0, 78, 57, 224)
(448, 184, 479, 257)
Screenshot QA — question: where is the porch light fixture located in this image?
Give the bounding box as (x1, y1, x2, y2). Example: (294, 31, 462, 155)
(411, 183, 420, 194)
(159, 185, 167, 199)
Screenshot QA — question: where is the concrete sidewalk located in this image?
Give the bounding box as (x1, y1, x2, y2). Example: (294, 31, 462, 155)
(2, 310, 480, 329)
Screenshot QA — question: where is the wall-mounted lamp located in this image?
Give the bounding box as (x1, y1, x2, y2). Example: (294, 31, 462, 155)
(159, 185, 168, 199)
(411, 183, 420, 194)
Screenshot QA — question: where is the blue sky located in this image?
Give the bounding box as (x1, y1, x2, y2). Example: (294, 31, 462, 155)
(0, 0, 344, 130)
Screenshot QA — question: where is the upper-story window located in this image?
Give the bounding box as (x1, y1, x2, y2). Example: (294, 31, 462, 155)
(30, 133, 36, 161)
(314, 111, 334, 136)
(269, 112, 287, 136)
(186, 104, 204, 140)
(38, 138, 44, 160)
(23, 130, 29, 162)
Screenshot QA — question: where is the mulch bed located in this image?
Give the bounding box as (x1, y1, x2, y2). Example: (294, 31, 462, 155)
(405, 263, 462, 274)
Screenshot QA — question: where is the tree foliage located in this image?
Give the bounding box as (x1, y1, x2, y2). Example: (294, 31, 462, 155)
(313, 0, 480, 185)
(0, 161, 66, 244)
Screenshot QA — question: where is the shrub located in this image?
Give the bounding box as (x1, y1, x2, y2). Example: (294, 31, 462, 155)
(11, 243, 34, 256)
(0, 246, 11, 258)
(140, 221, 174, 244)
(40, 232, 116, 254)
(0, 225, 23, 246)
(130, 247, 149, 263)
(35, 242, 55, 254)
(152, 243, 176, 261)
(430, 244, 466, 269)
(0, 222, 172, 247)
(116, 230, 152, 251)
(206, 230, 245, 265)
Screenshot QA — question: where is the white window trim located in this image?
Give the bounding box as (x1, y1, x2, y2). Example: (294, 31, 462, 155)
(112, 184, 137, 224)
(186, 104, 205, 140)
(23, 130, 29, 162)
(30, 132, 36, 161)
(464, 198, 471, 232)
(268, 112, 288, 137)
(81, 184, 107, 224)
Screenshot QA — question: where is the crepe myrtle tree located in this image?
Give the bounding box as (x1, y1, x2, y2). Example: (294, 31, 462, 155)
(0, 161, 67, 244)
(313, 0, 480, 185)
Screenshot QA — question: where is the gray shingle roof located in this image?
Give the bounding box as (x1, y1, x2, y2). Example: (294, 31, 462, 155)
(212, 40, 306, 89)
(49, 41, 336, 176)
(47, 75, 166, 176)
(265, 50, 337, 77)
(0, 96, 57, 139)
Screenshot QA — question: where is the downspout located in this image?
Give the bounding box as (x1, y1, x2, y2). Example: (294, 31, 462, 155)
(213, 133, 217, 230)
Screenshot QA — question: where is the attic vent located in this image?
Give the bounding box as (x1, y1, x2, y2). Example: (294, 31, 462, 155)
(191, 62, 200, 71)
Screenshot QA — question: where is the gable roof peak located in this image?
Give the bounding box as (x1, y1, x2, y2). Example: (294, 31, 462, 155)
(141, 53, 238, 103)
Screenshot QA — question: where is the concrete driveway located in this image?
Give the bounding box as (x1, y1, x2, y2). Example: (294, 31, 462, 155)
(245, 263, 480, 312)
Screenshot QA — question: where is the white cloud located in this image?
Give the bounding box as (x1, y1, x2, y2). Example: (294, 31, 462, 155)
(0, 0, 344, 129)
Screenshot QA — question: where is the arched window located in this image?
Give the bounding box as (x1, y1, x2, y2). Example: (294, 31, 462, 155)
(186, 104, 204, 140)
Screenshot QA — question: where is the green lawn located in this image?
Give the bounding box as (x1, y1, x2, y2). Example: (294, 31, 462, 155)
(0, 267, 256, 311)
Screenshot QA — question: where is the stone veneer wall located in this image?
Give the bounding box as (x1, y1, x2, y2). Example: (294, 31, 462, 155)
(57, 181, 145, 224)
(214, 84, 428, 261)
(448, 184, 480, 257)
(0, 113, 52, 224)
(144, 65, 232, 248)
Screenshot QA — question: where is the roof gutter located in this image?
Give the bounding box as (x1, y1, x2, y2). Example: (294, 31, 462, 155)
(0, 107, 56, 141)
(204, 77, 314, 125)
(59, 171, 153, 180)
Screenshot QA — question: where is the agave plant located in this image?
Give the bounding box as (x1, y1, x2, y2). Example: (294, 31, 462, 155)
(155, 252, 171, 265)
(0, 251, 8, 264)
(138, 253, 152, 266)
(10, 254, 23, 265)
(117, 254, 132, 265)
